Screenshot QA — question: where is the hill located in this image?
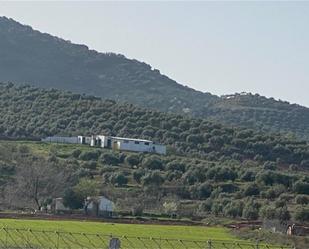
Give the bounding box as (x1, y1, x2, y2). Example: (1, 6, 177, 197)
(0, 83, 308, 226)
(0, 83, 308, 167)
(0, 17, 308, 140)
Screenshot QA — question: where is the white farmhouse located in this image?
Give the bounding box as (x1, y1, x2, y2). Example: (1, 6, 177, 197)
(89, 135, 166, 155)
(87, 196, 114, 217)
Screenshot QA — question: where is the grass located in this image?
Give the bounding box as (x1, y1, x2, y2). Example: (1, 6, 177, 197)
(0, 218, 234, 241)
(0, 219, 292, 248)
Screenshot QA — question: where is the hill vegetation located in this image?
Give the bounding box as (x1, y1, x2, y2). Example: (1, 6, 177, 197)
(0, 84, 308, 224)
(0, 17, 308, 140)
(0, 83, 308, 167)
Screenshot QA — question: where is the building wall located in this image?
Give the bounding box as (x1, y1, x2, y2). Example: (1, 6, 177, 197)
(90, 135, 166, 155)
(42, 136, 79, 144)
(54, 198, 70, 212)
(118, 140, 153, 153)
(153, 144, 166, 155)
(87, 196, 114, 212)
(78, 136, 91, 145)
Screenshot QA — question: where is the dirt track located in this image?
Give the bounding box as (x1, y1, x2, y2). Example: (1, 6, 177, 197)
(0, 212, 203, 226)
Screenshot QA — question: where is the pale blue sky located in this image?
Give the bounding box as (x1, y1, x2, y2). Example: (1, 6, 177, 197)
(1, 1, 309, 107)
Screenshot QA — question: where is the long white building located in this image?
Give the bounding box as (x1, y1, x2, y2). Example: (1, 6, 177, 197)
(87, 135, 166, 155)
(42, 135, 166, 155)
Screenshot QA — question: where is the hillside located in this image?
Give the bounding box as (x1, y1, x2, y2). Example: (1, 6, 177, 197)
(0, 83, 308, 225)
(0, 83, 308, 167)
(0, 17, 308, 140)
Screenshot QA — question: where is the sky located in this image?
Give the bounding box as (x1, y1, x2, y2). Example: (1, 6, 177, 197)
(0, 1, 309, 107)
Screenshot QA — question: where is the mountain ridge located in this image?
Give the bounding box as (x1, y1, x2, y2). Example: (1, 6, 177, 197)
(0, 16, 308, 140)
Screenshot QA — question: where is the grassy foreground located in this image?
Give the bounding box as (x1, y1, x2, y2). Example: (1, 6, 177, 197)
(0, 219, 292, 249)
(0, 218, 233, 241)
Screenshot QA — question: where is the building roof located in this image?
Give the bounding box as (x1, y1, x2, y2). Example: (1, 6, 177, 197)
(111, 136, 153, 143)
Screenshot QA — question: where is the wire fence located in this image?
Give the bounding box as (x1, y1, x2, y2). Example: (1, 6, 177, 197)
(0, 227, 293, 249)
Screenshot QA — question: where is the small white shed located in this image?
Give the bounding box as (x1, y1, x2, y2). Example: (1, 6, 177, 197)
(87, 196, 114, 217)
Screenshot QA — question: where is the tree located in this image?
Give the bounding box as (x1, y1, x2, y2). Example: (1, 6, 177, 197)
(142, 156, 164, 170)
(125, 154, 140, 166)
(73, 178, 99, 214)
(294, 207, 309, 222)
(7, 157, 69, 210)
(142, 171, 164, 186)
(109, 172, 128, 187)
(293, 181, 309, 195)
(62, 188, 84, 210)
(243, 183, 260, 197)
(243, 199, 260, 220)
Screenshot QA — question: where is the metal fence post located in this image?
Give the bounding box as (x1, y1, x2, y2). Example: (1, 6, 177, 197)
(56, 231, 59, 249)
(4, 227, 8, 248)
(207, 239, 212, 249)
(109, 238, 121, 249)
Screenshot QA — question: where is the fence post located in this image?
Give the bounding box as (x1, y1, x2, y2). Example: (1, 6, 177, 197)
(56, 231, 59, 249)
(256, 240, 259, 249)
(109, 238, 121, 249)
(207, 239, 212, 249)
(4, 227, 7, 248)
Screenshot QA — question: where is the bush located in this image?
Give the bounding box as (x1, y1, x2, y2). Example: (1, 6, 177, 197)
(243, 200, 260, 220)
(71, 149, 82, 158)
(293, 181, 309, 195)
(125, 154, 140, 166)
(260, 206, 276, 220)
(295, 195, 309, 205)
(109, 172, 128, 187)
(223, 201, 244, 218)
(142, 156, 164, 170)
(101, 152, 120, 165)
(79, 150, 101, 161)
(243, 183, 260, 196)
(142, 171, 164, 186)
(294, 207, 309, 222)
(198, 199, 213, 213)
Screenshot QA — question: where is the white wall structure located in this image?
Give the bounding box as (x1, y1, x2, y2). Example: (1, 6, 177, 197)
(90, 135, 166, 155)
(88, 196, 115, 212)
(41, 136, 79, 144)
(42, 135, 166, 155)
(54, 198, 70, 213)
(78, 136, 91, 145)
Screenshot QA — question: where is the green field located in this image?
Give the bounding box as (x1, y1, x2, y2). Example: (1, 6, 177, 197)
(0, 218, 233, 241)
(0, 219, 291, 249)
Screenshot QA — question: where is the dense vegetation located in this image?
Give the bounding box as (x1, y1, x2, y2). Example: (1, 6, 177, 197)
(0, 84, 308, 224)
(0, 83, 308, 168)
(0, 17, 309, 140)
(1, 140, 309, 225)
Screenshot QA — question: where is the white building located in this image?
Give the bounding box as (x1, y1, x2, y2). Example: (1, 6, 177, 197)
(87, 196, 114, 217)
(42, 135, 166, 155)
(54, 197, 70, 214)
(78, 136, 91, 145)
(41, 136, 79, 144)
(90, 135, 166, 155)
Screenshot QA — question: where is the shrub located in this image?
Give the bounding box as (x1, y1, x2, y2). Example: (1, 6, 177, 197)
(71, 149, 82, 158)
(295, 195, 309, 205)
(243, 183, 260, 196)
(101, 152, 120, 165)
(293, 181, 309, 195)
(142, 156, 164, 170)
(242, 200, 260, 220)
(79, 150, 101, 161)
(109, 172, 128, 187)
(223, 201, 244, 218)
(294, 207, 309, 222)
(125, 154, 140, 166)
